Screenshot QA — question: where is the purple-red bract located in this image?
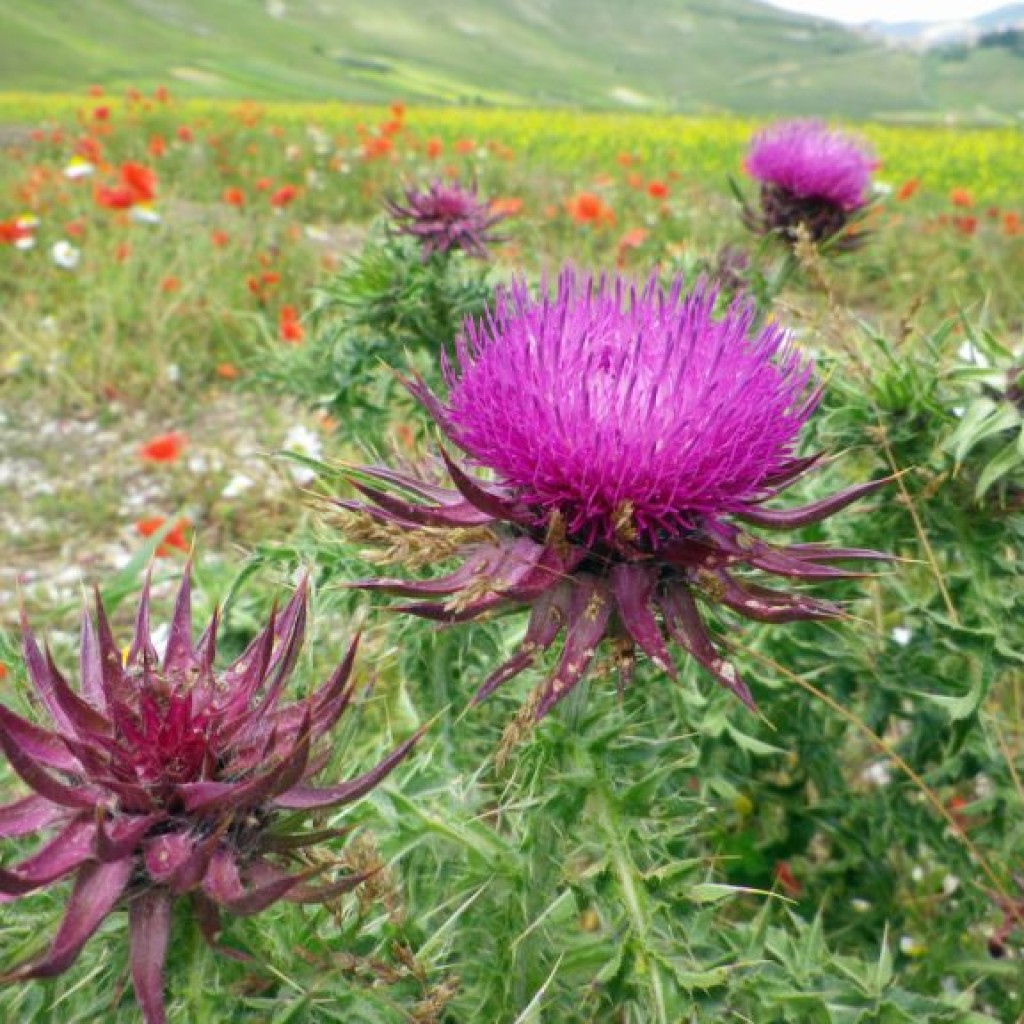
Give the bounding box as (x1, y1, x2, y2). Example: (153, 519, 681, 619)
(384, 179, 506, 259)
(0, 569, 422, 1024)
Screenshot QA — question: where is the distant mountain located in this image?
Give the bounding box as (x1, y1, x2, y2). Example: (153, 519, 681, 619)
(865, 3, 1024, 48)
(0, 0, 1021, 120)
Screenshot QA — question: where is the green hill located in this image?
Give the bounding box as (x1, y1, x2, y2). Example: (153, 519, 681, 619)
(1, 0, 1022, 119)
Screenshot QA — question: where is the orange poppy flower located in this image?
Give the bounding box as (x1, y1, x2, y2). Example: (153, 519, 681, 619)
(425, 137, 443, 159)
(1002, 211, 1021, 236)
(222, 187, 244, 207)
(615, 226, 647, 267)
(949, 187, 972, 208)
(215, 362, 240, 380)
(489, 197, 523, 218)
(210, 229, 230, 247)
(147, 135, 166, 158)
(138, 432, 186, 463)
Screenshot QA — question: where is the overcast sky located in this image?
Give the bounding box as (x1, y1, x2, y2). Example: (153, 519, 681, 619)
(763, 1, 1013, 22)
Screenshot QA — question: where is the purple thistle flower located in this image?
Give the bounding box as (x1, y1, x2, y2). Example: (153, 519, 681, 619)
(345, 269, 888, 719)
(384, 179, 506, 260)
(0, 569, 422, 1024)
(742, 120, 875, 246)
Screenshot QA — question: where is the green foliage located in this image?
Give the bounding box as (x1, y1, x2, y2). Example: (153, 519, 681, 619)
(259, 227, 494, 445)
(3, 0, 1024, 118)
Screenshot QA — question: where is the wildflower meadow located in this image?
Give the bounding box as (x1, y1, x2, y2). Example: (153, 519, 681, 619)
(0, 89, 1022, 1023)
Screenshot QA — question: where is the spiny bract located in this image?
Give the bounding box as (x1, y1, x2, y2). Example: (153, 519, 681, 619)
(0, 569, 422, 1024)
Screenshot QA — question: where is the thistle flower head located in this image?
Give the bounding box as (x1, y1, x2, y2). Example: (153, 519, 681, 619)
(384, 179, 506, 259)
(441, 272, 815, 547)
(0, 570, 421, 1024)
(743, 120, 875, 246)
(347, 268, 887, 719)
(746, 120, 873, 211)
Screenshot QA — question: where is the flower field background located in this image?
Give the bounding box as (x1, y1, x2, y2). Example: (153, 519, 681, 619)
(0, 89, 1022, 1022)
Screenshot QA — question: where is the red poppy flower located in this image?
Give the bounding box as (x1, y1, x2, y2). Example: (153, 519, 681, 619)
(646, 180, 668, 200)
(949, 187, 973, 208)
(215, 362, 240, 380)
(147, 135, 166, 158)
(270, 185, 297, 208)
(138, 432, 186, 463)
(361, 137, 392, 160)
(120, 162, 156, 204)
(565, 192, 614, 228)
(895, 179, 919, 201)
(0, 220, 32, 245)
(425, 138, 442, 159)
(953, 215, 977, 236)
(277, 305, 303, 343)
(134, 516, 190, 556)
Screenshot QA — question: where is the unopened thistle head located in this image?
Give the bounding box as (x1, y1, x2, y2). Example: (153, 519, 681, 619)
(742, 120, 875, 247)
(0, 569, 422, 1024)
(346, 269, 886, 719)
(384, 179, 506, 259)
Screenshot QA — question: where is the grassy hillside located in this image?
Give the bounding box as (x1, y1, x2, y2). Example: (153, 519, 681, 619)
(0, 0, 1022, 118)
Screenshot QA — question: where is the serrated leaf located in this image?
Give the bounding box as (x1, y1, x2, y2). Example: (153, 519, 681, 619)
(975, 435, 1024, 498)
(725, 723, 788, 756)
(912, 666, 986, 721)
